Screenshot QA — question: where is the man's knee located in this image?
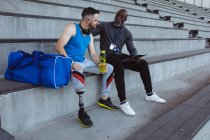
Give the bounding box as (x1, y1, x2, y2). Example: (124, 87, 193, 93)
(106, 64, 113, 72)
(72, 70, 85, 92)
(140, 59, 149, 67)
(111, 61, 124, 71)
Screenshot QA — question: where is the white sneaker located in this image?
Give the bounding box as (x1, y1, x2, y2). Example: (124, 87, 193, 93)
(120, 102, 135, 116)
(145, 92, 166, 103)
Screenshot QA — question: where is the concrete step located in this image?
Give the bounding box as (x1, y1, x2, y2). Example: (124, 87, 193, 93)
(139, 0, 191, 12)
(22, 0, 159, 19)
(172, 0, 198, 8)
(172, 1, 210, 13)
(93, 38, 206, 56)
(171, 2, 208, 18)
(194, 15, 210, 20)
(183, 23, 210, 32)
(0, 128, 14, 140)
(0, 20, 189, 40)
(138, 0, 201, 17)
(169, 16, 210, 27)
(147, 0, 171, 5)
(173, 0, 210, 14)
(147, 4, 201, 19)
(0, 0, 159, 25)
(197, 30, 210, 38)
(0, 15, 68, 39)
(186, 12, 210, 20)
(158, 9, 209, 23)
(122, 25, 189, 38)
(88, 0, 146, 11)
(182, 6, 208, 13)
(1, 48, 210, 135)
(128, 38, 206, 57)
(150, 0, 208, 15)
(187, 9, 210, 16)
(0, 9, 173, 39)
(137, 0, 203, 20)
(0, 15, 174, 39)
(114, 0, 135, 5)
(0, 38, 205, 75)
(128, 84, 210, 140)
(13, 62, 210, 140)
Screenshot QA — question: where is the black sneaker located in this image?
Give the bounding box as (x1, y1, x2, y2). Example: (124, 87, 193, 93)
(77, 110, 93, 128)
(98, 97, 118, 111)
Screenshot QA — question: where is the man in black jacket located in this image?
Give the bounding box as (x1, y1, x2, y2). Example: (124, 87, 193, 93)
(91, 9, 166, 116)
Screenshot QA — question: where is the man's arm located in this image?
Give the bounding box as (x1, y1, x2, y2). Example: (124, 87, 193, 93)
(90, 23, 103, 37)
(126, 31, 137, 56)
(88, 34, 100, 64)
(56, 23, 81, 70)
(55, 23, 75, 57)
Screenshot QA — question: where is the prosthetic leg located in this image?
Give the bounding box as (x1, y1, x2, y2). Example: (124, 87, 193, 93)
(77, 91, 93, 128)
(72, 71, 93, 128)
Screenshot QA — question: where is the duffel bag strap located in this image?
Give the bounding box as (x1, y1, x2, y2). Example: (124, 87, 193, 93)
(32, 51, 52, 87)
(9, 51, 32, 69)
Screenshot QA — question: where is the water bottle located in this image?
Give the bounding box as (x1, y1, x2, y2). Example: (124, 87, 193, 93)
(99, 50, 107, 73)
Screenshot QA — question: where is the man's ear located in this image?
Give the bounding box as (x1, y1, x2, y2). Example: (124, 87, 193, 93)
(86, 18, 91, 24)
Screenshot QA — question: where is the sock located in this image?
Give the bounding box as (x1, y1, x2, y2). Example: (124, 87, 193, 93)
(120, 100, 127, 105)
(147, 92, 153, 96)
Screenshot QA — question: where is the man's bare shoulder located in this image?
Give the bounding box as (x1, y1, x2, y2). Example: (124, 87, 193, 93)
(64, 23, 75, 30)
(64, 23, 76, 35)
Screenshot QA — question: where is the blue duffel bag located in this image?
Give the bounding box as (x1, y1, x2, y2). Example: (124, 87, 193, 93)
(4, 51, 72, 88)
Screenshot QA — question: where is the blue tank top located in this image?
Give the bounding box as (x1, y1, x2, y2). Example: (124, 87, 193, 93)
(64, 23, 90, 62)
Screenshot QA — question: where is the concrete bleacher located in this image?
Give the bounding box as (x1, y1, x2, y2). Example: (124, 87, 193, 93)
(169, 0, 210, 19)
(167, 16, 210, 27)
(138, 0, 210, 21)
(1, 0, 210, 138)
(170, 0, 210, 17)
(136, 0, 210, 38)
(158, 9, 209, 22)
(138, 0, 200, 16)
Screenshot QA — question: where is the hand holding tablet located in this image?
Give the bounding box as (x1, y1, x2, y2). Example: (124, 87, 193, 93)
(121, 54, 146, 62)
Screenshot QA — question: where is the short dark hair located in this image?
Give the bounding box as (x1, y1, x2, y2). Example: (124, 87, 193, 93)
(82, 7, 99, 19)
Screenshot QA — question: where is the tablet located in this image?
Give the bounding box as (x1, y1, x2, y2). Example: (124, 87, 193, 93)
(121, 54, 146, 62)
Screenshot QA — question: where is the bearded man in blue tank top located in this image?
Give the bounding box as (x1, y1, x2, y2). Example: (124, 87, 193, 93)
(56, 7, 117, 128)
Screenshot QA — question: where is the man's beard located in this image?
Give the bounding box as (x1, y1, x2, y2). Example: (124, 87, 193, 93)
(114, 19, 122, 27)
(89, 24, 96, 29)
